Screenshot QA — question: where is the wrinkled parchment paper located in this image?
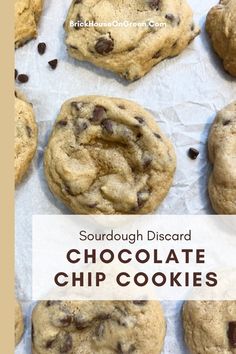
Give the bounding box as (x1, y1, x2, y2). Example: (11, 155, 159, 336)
(15, 0, 236, 352)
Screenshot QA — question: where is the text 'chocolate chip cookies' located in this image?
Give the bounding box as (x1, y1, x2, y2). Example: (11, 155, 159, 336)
(15, 0, 44, 48)
(183, 301, 236, 354)
(44, 96, 176, 214)
(208, 101, 236, 215)
(32, 300, 166, 354)
(206, 0, 236, 77)
(64, 0, 200, 80)
(15, 90, 38, 185)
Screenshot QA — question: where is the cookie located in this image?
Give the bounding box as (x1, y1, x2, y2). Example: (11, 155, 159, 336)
(183, 300, 236, 354)
(15, 299, 24, 346)
(15, 0, 43, 48)
(208, 101, 236, 214)
(64, 0, 200, 80)
(44, 96, 176, 214)
(32, 300, 166, 354)
(206, 0, 236, 77)
(15, 90, 38, 185)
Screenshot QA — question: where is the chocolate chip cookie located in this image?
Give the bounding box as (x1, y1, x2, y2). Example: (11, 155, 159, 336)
(15, 0, 43, 48)
(15, 299, 24, 346)
(44, 96, 176, 214)
(15, 90, 38, 185)
(183, 301, 236, 353)
(208, 101, 236, 214)
(32, 300, 166, 354)
(64, 0, 200, 80)
(206, 0, 236, 77)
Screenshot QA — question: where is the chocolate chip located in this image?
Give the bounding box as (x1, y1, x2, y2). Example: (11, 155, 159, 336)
(118, 105, 126, 110)
(48, 59, 58, 70)
(18, 74, 29, 83)
(31, 324, 35, 341)
(102, 119, 113, 134)
(26, 125, 32, 138)
(95, 37, 114, 55)
(143, 155, 153, 169)
(60, 333, 73, 353)
(223, 119, 231, 126)
(74, 315, 89, 329)
(71, 101, 83, 112)
(137, 191, 149, 208)
(228, 322, 236, 348)
(188, 148, 199, 160)
(117, 342, 136, 354)
(15, 69, 18, 80)
(91, 105, 106, 123)
(87, 203, 98, 209)
(153, 50, 161, 59)
(165, 13, 175, 21)
(74, 15, 84, 30)
(59, 314, 72, 327)
(95, 323, 105, 338)
(134, 116, 145, 125)
(133, 300, 148, 305)
(46, 339, 55, 348)
(74, 0, 82, 3)
(154, 133, 161, 139)
(38, 42, 46, 55)
(57, 120, 68, 127)
(191, 23, 195, 31)
(75, 121, 88, 134)
(45, 300, 59, 307)
(149, 0, 160, 10)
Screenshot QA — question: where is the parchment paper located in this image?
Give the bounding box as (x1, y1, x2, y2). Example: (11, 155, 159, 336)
(15, 0, 236, 352)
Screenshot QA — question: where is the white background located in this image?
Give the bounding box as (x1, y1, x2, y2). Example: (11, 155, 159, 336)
(15, 0, 236, 353)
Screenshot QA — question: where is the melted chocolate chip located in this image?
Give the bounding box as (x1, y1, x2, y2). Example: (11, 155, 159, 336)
(165, 13, 175, 21)
(133, 300, 148, 305)
(46, 300, 59, 307)
(153, 50, 161, 59)
(71, 101, 83, 112)
(223, 119, 231, 126)
(15, 69, 18, 80)
(102, 119, 113, 134)
(228, 322, 236, 348)
(95, 37, 114, 55)
(48, 59, 58, 70)
(143, 155, 153, 169)
(59, 314, 72, 327)
(87, 203, 98, 209)
(74, 15, 84, 30)
(154, 133, 161, 139)
(74, 0, 82, 3)
(75, 122, 88, 134)
(60, 333, 73, 353)
(74, 315, 89, 329)
(18, 74, 29, 83)
(149, 0, 160, 10)
(188, 148, 199, 160)
(26, 126, 32, 138)
(38, 42, 46, 55)
(117, 342, 136, 354)
(46, 339, 55, 348)
(118, 104, 126, 110)
(91, 105, 106, 123)
(134, 116, 145, 125)
(57, 120, 68, 127)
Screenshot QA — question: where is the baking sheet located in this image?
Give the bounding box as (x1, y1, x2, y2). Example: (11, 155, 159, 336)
(15, 0, 236, 352)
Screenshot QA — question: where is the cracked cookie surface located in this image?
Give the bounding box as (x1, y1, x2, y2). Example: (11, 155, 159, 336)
(44, 96, 176, 214)
(208, 101, 236, 214)
(15, 0, 43, 48)
(183, 301, 236, 354)
(15, 299, 24, 346)
(15, 90, 38, 185)
(32, 300, 166, 354)
(206, 0, 236, 77)
(64, 0, 200, 80)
